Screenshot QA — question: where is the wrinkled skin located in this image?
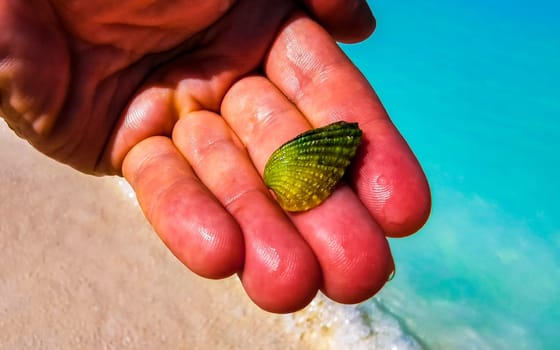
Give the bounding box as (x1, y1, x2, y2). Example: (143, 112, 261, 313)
(0, 0, 431, 313)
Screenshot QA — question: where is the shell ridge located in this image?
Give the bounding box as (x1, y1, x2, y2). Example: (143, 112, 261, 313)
(263, 121, 362, 212)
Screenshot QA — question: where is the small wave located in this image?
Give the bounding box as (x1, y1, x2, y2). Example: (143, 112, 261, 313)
(284, 293, 423, 350)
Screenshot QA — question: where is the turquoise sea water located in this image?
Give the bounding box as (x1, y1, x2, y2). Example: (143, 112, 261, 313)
(341, 1, 560, 349)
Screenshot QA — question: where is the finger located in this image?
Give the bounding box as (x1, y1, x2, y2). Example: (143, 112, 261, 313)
(122, 136, 244, 279)
(300, 0, 376, 43)
(265, 14, 431, 237)
(172, 111, 320, 313)
(99, 86, 177, 175)
(222, 76, 393, 304)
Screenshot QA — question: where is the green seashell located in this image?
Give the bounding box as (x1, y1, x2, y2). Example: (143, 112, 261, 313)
(263, 121, 362, 212)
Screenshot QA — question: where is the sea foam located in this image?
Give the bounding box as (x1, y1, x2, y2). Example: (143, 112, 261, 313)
(284, 293, 422, 350)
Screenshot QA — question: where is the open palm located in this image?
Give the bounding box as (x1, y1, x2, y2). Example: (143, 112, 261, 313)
(1, 0, 430, 313)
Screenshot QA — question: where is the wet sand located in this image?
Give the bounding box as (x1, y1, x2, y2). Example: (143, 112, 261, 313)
(0, 121, 320, 349)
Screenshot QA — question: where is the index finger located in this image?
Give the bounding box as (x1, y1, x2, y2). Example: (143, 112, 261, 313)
(264, 13, 431, 237)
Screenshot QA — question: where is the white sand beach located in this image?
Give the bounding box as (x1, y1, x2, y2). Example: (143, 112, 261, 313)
(0, 120, 323, 349)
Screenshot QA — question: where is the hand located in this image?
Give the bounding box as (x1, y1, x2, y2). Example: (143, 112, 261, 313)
(0, 0, 431, 313)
